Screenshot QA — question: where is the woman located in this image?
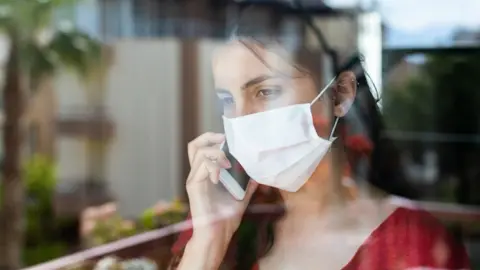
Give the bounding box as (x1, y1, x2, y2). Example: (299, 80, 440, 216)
(168, 7, 471, 270)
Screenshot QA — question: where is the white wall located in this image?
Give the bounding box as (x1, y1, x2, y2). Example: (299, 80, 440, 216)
(55, 39, 182, 217)
(198, 40, 224, 134)
(54, 39, 240, 217)
(54, 71, 90, 186)
(105, 39, 181, 217)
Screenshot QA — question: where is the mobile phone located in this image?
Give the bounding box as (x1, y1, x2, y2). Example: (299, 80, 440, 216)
(218, 141, 250, 200)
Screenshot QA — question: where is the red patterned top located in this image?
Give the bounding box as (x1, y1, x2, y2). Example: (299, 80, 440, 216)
(251, 206, 471, 270)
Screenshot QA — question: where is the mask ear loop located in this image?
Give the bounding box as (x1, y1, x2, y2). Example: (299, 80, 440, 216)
(309, 77, 338, 140)
(329, 117, 339, 140)
(310, 77, 336, 106)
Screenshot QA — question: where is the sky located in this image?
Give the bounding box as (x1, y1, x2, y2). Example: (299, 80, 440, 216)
(325, 0, 480, 47)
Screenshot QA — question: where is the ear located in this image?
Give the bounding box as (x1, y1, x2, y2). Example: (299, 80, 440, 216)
(334, 71, 357, 117)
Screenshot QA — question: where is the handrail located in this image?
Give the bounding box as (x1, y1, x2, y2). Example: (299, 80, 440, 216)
(23, 199, 480, 270)
(23, 220, 192, 270)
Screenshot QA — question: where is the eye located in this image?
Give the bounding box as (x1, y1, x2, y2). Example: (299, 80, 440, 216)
(222, 96, 235, 105)
(217, 92, 235, 106)
(256, 87, 283, 100)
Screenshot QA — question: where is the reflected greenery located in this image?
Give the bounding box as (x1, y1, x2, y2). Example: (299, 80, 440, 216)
(0, 1, 103, 268)
(383, 52, 480, 205)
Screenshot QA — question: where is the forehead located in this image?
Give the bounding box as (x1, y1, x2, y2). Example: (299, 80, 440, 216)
(212, 41, 297, 89)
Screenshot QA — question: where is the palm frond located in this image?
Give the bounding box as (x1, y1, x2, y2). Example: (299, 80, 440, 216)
(0, 3, 15, 32)
(0, 0, 77, 38)
(2, 1, 43, 39)
(0, 0, 103, 86)
(31, 0, 77, 30)
(22, 41, 56, 90)
(47, 29, 102, 77)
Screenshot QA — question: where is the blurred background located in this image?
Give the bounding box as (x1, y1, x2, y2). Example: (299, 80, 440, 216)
(0, 0, 479, 269)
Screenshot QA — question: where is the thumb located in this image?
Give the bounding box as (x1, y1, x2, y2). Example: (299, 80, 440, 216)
(243, 180, 259, 204)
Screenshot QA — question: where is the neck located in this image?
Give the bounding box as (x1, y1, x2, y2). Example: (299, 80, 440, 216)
(280, 189, 346, 222)
(278, 177, 390, 234)
(279, 156, 348, 219)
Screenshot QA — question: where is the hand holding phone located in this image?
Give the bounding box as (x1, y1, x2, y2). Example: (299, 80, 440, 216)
(183, 132, 258, 264)
(218, 141, 251, 200)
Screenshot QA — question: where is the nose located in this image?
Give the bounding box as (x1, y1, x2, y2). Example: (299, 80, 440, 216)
(234, 99, 257, 117)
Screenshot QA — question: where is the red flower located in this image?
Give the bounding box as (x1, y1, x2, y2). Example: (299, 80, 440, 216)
(345, 135, 373, 156)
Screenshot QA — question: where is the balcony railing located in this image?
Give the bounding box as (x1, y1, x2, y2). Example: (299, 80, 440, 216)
(23, 199, 480, 270)
(56, 106, 115, 140)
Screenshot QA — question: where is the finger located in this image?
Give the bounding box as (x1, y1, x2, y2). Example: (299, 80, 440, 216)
(188, 132, 225, 166)
(187, 159, 220, 187)
(192, 147, 231, 171)
(204, 159, 221, 184)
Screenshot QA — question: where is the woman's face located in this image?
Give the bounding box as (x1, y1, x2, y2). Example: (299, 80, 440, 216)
(213, 40, 336, 138)
(212, 40, 356, 190)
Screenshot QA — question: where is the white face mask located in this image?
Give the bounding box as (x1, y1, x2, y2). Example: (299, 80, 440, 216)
(222, 77, 338, 192)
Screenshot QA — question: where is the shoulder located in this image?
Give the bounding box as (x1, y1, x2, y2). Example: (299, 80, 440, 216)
(365, 198, 471, 269)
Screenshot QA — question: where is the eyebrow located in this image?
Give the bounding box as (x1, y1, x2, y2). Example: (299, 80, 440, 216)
(214, 74, 281, 94)
(241, 75, 276, 90)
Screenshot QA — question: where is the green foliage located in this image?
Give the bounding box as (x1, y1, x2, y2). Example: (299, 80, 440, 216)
(384, 53, 480, 135)
(0, 0, 76, 36)
(86, 201, 187, 248)
(437, 179, 457, 203)
(383, 73, 435, 132)
(87, 215, 137, 247)
(139, 201, 187, 231)
(425, 53, 480, 134)
(0, 0, 102, 90)
(23, 242, 67, 266)
(48, 29, 101, 77)
(156, 209, 187, 226)
(384, 52, 480, 203)
(18, 155, 71, 265)
(139, 208, 156, 231)
(0, 0, 103, 266)
(23, 155, 57, 246)
(24, 155, 56, 206)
